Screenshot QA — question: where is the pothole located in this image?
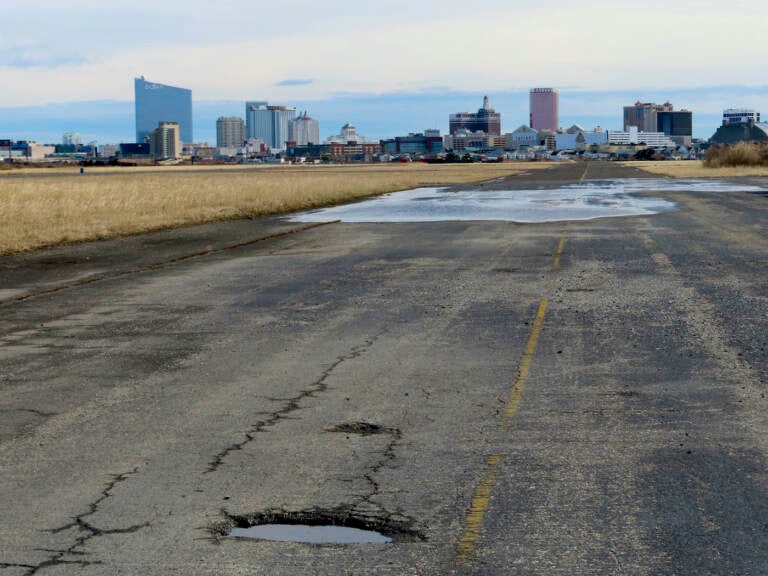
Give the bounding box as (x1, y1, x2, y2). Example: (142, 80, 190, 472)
(218, 507, 425, 544)
(324, 422, 401, 437)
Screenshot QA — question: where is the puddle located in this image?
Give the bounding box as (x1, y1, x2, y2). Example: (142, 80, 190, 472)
(230, 523, 392, 544)
(288, 178, 767, 223)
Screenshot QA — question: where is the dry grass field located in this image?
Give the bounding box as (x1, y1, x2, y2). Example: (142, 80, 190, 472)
(0, 163, 548, 255)
(624, 160, 768, 179)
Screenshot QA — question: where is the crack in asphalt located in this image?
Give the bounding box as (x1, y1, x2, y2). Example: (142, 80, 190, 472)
(0, 408, 57, 418)
(8, 468, 149, 575)
(206, 332, 384, 473)
(351, 427, 403, 517)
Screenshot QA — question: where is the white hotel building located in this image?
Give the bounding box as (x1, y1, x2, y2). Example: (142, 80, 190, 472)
(607, 126, 676, 147)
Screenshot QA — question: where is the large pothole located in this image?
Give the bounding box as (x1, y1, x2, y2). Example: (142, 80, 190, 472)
(217, 507, 425, 544)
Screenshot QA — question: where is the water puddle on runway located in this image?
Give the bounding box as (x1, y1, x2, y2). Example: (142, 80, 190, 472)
(230, 523, 392, 544)
(289, 178, 767, 223)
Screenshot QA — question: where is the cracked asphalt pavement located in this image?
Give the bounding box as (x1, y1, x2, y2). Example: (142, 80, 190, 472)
(1, 163, 767, 575)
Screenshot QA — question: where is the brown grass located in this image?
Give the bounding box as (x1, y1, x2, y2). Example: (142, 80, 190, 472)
(623, 160, 768, 179)
(704, 142, 768, 168)
(0, 163, 547, 255)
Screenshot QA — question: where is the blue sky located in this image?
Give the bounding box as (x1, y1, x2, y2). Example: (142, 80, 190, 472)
(1, 0, 766, 144)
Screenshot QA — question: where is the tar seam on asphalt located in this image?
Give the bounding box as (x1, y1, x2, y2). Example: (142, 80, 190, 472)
(0, 221, 340, 306)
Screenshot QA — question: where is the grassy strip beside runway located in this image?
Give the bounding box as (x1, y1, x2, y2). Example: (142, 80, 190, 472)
(624, 160, 768, 178)
(0, 163, 547, 255)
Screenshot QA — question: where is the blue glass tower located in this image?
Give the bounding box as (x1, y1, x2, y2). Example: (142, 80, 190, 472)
(134, 77, 193, 144)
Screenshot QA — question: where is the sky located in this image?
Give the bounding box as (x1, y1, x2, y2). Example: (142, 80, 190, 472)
(1, 0, 767, 144)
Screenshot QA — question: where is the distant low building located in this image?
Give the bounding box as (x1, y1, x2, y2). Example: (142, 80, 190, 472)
(555, 129, 608, 151)
(192, 146, 216, 161)
(607, 127, 676, 147)
(381, 130, 443, 157)
(325, 123, 377, 145)
(444, 129, 494, 152)
(710, 109, 768, 144)
(329, 141, 380, 161)
(99, 144, 119, 158)
(0, 140, 56, 160)
(505, 125, 538, 150)
(286, 143, 332, 161)
(324, 123, 379, 161)
(119, 143, 151, 158)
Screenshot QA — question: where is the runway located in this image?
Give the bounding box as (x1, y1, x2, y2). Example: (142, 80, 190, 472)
(1, 162, 766, 575)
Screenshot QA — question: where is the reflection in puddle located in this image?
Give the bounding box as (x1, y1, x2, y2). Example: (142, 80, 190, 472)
(230, 523, 393, 544)
(289, 178, 766, 223)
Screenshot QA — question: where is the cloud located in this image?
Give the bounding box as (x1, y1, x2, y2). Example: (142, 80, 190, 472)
(4, 44, 88, 69)
(1, 1, 767, 109)
(274, 79, 315, 87)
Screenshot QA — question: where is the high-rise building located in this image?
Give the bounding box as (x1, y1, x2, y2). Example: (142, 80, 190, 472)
(149, 122, 181, 159)
(530, 88, 559, 131)
(245, 101, 267, 140)
(623, 101, 692, 146)
(289, 111, 320, 146)
(245, 101, 296, 151)
(623, 101, 673, 133)
(657, 110, 693, 146)
(216, 117, 246, 148)
(135, 77, 193, 144)
(449, 96, 501, 136)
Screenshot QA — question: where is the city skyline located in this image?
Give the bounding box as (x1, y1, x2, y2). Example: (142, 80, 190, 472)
(0, 86, 757, 146)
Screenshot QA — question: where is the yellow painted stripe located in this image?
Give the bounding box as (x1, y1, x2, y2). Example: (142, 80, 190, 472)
(505, 298, 548, 421)
(638, 231, 674, 271)
(579, 163, 590, 181)
(454, 300, 550, 565)
(454, 230, 564, 566)
(455, 454, 504, 565)
(551, 225, 569, 272)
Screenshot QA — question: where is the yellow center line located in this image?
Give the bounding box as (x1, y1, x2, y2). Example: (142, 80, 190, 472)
(455, 454, 504, 565)
(579, 163, 590, 181)
(547, 225, 569, 289)
(503, 297, 549, 423)
(454, 226, 568, 566)
(551, 225, 569, 272)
